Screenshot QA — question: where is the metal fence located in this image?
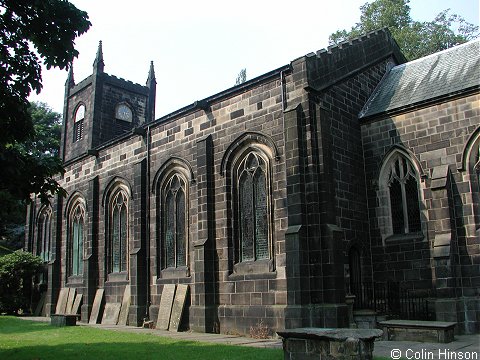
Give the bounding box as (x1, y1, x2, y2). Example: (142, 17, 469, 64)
(351, 282, 434, 320)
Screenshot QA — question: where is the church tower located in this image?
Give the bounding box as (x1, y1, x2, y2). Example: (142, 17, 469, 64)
(60, 41, 156, 162)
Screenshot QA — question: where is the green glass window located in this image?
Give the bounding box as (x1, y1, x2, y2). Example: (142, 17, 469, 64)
(162, 174, 187, 269)
(70, 204, 84, 275)
(237, 153, 269, 262)
(37, 207, 52, 262)
(110, 191, 128, 273)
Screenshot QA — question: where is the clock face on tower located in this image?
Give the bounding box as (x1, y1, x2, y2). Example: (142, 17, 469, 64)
(115, 104, 133, 122)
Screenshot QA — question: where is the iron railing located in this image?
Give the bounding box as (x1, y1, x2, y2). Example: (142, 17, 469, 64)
(351, 282, 434, 320)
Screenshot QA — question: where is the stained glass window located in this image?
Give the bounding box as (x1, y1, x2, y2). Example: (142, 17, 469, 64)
(237, 152, 270, 262)
(110, 190, 128, 273)
(387, 155, 421, 234)
(162, 174, 187, 269)
(37, 207, 52, 262)
(70, 204, 84, 276)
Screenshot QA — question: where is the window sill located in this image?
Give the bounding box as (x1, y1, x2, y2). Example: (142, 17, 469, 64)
(385, 232, 424, 243)
(159, 267, 190, 280)
(106, 272, 129, 283)
(67, 275, 83, 285)
(231, 259, 274, 277)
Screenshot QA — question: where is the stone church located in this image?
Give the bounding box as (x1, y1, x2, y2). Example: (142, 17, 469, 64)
(25, 29, 480, 334)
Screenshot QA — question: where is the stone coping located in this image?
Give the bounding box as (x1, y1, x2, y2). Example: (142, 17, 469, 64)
(378, 320, 456, 329)
(277, 328, 383, 341)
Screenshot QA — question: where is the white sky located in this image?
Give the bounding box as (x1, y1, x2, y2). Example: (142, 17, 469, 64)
(29, 0, 480, 118)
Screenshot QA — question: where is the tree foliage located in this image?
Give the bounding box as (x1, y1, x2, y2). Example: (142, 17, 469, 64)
(329, 0, 479, 60)
(27, 102, 62, 158)
(0, 250, 44, 314)
(235, 68, 247, 85)
(0, 0, 90, 203)
(0, 102, 62, 250)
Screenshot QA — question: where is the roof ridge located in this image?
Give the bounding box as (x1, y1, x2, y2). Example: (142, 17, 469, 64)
(394, 39, 480, 70)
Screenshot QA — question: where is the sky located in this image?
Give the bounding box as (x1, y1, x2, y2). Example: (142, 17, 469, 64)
(29, 0, 480, 118)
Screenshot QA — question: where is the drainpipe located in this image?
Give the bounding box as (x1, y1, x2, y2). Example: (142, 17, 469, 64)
(145, 125, 151, 320)
(280, 70, 287, 111)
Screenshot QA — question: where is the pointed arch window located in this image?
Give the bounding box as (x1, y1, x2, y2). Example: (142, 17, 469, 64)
(235, 152, 270, 262)
(469, 137, 480, 233)
(37, 207, 52, 262)
(162, 174, 187, 269)
(109, 190, 128, 273)
(385, 154, 421, 234)
(73, 104, 85, 142)
(69, 202, 85, 276)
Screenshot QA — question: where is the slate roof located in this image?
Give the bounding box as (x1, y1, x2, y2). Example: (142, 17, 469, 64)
(359, 40, 480, 120)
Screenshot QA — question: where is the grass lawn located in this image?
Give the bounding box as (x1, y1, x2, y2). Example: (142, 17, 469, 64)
(0, 317, 393, 359)
(0, 317, 282, 360)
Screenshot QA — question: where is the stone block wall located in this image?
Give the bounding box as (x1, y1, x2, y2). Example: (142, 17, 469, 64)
(298, 29, 405, 304)
(61, 77, 94, 162)
(361, 93, 480, 332)
(97, 75, 149, 143)
(146, 70, 294, 334)
(27, 29, 480, 335)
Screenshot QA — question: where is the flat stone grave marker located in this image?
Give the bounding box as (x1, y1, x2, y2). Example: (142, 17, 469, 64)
(89, 289, 104, 324)
(117, 285, 131, 326)
(169, 284, 188, 332)
(156, 284, 176, 330)
(55, 288, 69, 314)
(102, 303, 121, 325)
(71, 294, 83, 315)
(65, 288, 76, 314)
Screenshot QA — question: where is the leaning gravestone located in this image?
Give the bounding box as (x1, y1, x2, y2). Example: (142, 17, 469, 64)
(55, 288, 69, 314)
(117, 285, 131, 326)
(89, 289, 104, 324)
(102, 303, 121, 325)
(71, 294, 83, 315)
(169, 284, 188, 332)
(65, 288, 76, 314)
(156, 284, 176, 330)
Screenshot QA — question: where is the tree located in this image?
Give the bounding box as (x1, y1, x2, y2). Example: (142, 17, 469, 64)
(329, 0, 479, 60)
(0, 250, 44, 314)
(0, 0, 90, 203)
(235, 68, 247, 85)
(0, 102, 62, 251)
(26, 102, 62, 158)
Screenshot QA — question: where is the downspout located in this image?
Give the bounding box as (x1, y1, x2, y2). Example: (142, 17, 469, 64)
(145, 125, 151, 321)
(280, 70, 287, 111)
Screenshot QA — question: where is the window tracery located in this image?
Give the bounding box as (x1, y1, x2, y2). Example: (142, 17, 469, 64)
(161, 174, 187, 269)
(37, 207, 52, 262)
(235, 151, 270, 262)
(69, 202, 85, 276)
(384, 153, 422, 235)
(109, 190, 128, 273)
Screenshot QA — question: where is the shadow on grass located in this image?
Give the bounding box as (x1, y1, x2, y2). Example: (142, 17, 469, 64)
(0, 316, 59, 335)
(0, 340, 282, 360)
(0, 317, 282, 360)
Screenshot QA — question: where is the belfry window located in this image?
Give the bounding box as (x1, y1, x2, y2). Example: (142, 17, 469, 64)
(109, 190, 128, 273)
(69, 202, 85, 276)
(73, 104, 85, 142)
(162, 174, 187, 269)
(386, 155, 421, 234)
(37, 207, 52, 262)
(236, 152, 270, 262)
